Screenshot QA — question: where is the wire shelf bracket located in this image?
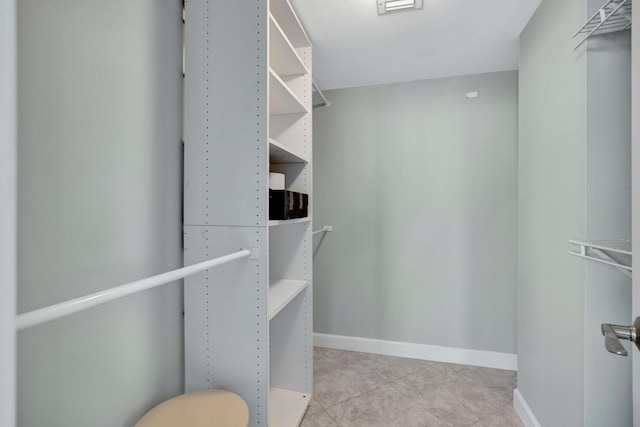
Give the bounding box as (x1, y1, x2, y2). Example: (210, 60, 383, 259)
(573, 0, 632, 49)
(569, 239, 632, 278)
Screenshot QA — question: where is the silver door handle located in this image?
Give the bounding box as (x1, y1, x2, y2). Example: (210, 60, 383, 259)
(601, 317, 640, 357)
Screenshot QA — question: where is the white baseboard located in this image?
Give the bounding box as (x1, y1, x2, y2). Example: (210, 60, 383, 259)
(513, 389, 542, 427)
(313, 333, 517, 371)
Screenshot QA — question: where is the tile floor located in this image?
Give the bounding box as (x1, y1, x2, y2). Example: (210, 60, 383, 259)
(301, 347, 524, 427)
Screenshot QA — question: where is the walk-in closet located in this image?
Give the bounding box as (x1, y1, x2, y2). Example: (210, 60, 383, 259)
(2, 0, 639, 426)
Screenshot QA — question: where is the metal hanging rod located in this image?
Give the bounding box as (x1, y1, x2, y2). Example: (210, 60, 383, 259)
(16, 248, 257, 331)
(312, 79, 330, 109)
(312, 225, 333, 236)
(573, 0, 632, 49)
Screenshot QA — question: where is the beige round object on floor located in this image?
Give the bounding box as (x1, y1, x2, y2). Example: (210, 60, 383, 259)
(135, 389, 249, 427)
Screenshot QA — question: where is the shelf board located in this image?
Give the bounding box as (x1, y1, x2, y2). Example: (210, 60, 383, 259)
(269, 388, 311, 426)
(269, 279, 308, 320)
(269, 14, 308, 77)
(269, 138, 308, 164)
(569, 239, 632, 277)
(269, 69, 307, 116)
(268, 217, 311, 227)
(270, 0, 311, 48)
(569, 239, 631, 255)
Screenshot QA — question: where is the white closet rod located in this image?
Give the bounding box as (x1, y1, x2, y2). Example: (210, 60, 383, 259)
(312, 79, 330, 109)
(16, 248, 255, 331)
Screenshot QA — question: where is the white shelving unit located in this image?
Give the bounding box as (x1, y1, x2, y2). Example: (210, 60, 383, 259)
(569, 239, 632, 277)
(183, 0, 312, 425)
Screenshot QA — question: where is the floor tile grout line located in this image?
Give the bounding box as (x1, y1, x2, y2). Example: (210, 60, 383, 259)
(469, 399, 517, 426)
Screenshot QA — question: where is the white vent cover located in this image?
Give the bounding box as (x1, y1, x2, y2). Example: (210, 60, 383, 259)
(378, 0, 424, 15)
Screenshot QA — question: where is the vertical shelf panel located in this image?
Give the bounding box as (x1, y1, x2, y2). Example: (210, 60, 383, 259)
(185, 1, 312, 425)
(184, 0, 269, 227)
(184, 226, 269, 425)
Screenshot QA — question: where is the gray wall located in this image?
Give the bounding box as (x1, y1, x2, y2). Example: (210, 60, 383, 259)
(17, 0, 184, 426)
(313, 71, 518, 354)
(518, 0, 587, 425)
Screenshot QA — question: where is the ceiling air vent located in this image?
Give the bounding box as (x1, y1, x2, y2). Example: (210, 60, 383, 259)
(377, 0, 423, 15)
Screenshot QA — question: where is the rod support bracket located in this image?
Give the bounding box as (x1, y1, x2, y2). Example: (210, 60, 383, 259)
(248, 247, 260, 259)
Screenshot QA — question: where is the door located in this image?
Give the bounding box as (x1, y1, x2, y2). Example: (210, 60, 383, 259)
(600, 2, 639, 425)
(0, 0, 17, 425)
(634, 1, 640, 425)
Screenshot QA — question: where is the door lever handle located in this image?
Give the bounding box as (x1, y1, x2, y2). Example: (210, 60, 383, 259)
(601, 317, 640, 357)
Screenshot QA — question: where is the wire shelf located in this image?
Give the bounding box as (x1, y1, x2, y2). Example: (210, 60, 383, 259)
(573, 0, 632, 49)
(569, 239, 632, 278)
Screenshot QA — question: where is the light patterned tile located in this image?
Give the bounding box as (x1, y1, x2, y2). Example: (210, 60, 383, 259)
(472, 401, 524, 427)
(300, 409, 338, 427)
(465, 367, 517, 400)
(313, 348, 369, 377)
(313, 362, 386, 408)
(352, 352, 433, 382)
(395, 404, 453, 427)
(312, 347, 519, 427)
(392, 379, 485, 426)
(325, 383, 424, 427)
(307, 398, 324, 416)
(440, 364, 517, 396)
(391, 363, 452, 392)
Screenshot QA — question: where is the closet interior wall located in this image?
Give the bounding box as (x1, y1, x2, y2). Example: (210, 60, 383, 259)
(518, 2, 587, 425)
(313, 71, 518, 357)
(16, 1, 185, 426)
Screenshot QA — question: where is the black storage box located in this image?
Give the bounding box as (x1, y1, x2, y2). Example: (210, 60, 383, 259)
(269, 190, 309, 220)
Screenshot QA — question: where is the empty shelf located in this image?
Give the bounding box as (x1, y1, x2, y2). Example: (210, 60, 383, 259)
(269, 13, 308, 77)
(269, 69, 307, 116)
(270, 0, 311, 48)
(269, 279, 308, 319)
(269, 388, 311, 426)
(269, 138, 308, 164)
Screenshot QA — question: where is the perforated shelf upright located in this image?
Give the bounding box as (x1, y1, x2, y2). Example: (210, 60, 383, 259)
(183, 0, 313, 425)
